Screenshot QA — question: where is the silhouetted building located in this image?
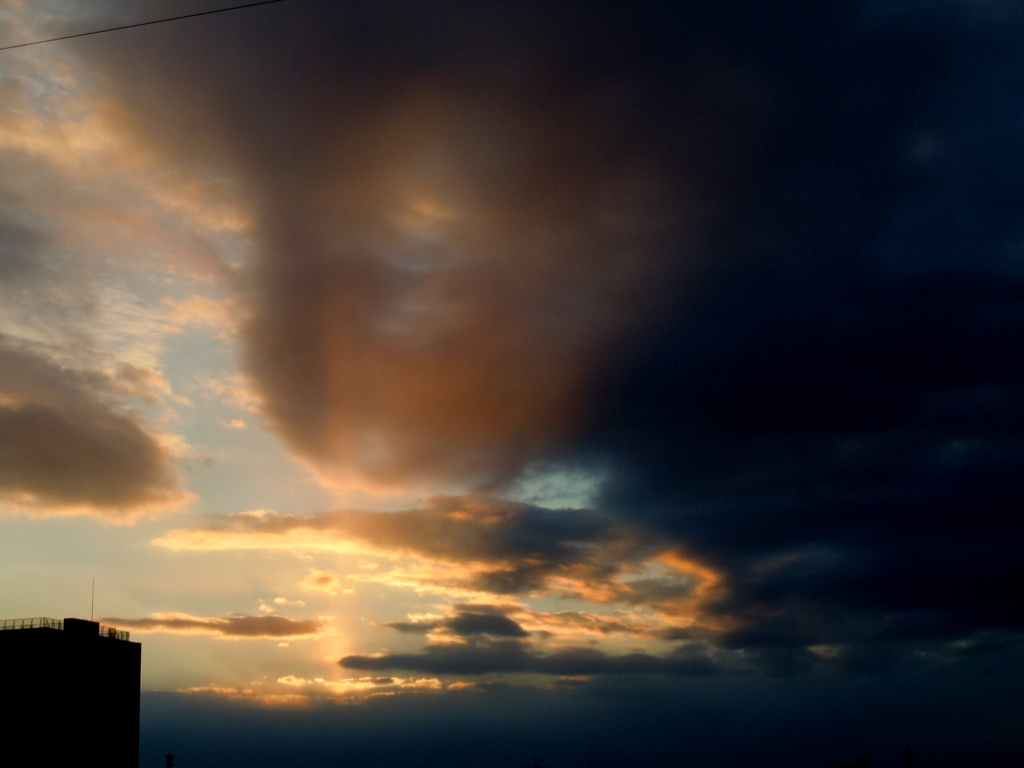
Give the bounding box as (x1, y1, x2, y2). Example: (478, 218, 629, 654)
(0, 617, 141, 768)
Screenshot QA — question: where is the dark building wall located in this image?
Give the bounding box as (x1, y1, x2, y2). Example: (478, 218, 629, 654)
(0, 619, 140, 768)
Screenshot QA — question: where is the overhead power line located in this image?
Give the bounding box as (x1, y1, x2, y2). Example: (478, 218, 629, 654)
(0, 0, 288, 52)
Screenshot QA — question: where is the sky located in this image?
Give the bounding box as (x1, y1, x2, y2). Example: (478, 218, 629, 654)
(1, 1, 1023, 766)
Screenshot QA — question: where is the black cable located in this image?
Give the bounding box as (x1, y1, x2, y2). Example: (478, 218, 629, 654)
(0, 0, 288, 52)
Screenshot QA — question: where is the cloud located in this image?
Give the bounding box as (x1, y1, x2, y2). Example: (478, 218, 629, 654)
(104, 612, 325, 638)
(0, 337, 186, 514)
(163, 296, 235, 337)
(0, 38, 240, 357)
(175, 674, 444, 707)
(383, 603, 670, 646)
(0, 17, 237, 519)
(341, 638, 719, 677)
(520, 609, 661, 640)
(445, 612, 529, 638)
(274, 674, 442, 702)
(153, 496, 710, 613)
(301, 568, 341, 596)
(66, 2, 770, 492)
(109, 362, 172, 404)
(199, 374, 262, 414)
(63, 0, 1024, 672)
(386, 609, 529, 639)
(157, 495, 632, 562)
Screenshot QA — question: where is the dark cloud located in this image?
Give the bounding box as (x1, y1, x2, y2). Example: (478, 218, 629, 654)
(448, 603, 519, 616)
(342, 638, 718, 677)
(386, 609, 529, 639)
(106, 613, 324, 638)
(470, 564, 553, 596)
(76, 0, 1024, 673)
(572, 2, 1024, 657)
(0, 338, 185, 512)
(443, 612, 529, 639)
(385, 603, 665, 646)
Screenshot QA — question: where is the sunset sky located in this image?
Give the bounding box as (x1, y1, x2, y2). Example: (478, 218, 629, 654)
(2, 2, 1023, 767)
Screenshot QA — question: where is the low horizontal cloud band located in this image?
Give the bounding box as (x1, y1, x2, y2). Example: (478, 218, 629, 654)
(104, 613, 325, 638)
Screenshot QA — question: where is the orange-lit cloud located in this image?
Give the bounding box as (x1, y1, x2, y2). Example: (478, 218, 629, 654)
(178, 674, 445, 706)
(277, 674, 442, 699)
(164, 296, 236, 337)
(301, 569, 343, 596)
(105, 612, 325, 638)
(156, 495, 630, 561)
(199, 374, 263, 415)
(517, 608, 666, 641)
(152, 496, 722, 630)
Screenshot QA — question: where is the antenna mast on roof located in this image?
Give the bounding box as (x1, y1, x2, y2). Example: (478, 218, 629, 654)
(91, 578, 95, 621)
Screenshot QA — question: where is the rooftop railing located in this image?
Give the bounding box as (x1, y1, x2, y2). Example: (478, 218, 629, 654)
(0, 617, 63, 631)
(0, 616, 130, 641)
(99, 625, 131, 641)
